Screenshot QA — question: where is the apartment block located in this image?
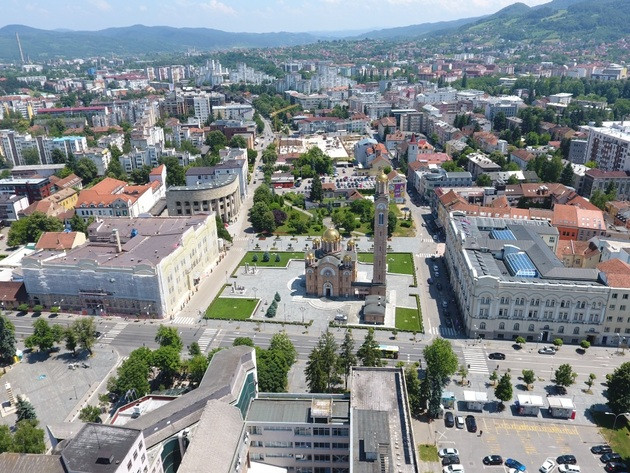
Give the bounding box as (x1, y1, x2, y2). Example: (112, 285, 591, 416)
(585, 121, 630, 171)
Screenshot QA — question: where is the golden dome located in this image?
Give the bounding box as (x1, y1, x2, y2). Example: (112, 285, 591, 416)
(343, 254, 352, 263)
(347, 239, 356, 248)
(306, 250, 315, 259)
(322, 227, 341, 242)
(377, 171, 389, 183)
(313, 238, 320, 244)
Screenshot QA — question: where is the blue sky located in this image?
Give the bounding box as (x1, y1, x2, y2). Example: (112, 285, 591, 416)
(5, 0, 550, 33)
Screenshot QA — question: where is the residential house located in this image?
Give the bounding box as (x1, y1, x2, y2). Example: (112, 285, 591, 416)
(467, 152, 502, 179)
(552, 204, 606, 241)
(0, 194, 29, 221)
(35, 231, 86, 251)
(555, 240, 601, 268)
(510, 149, 535, 170)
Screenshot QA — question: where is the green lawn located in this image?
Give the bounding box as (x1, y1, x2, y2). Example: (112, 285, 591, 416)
(418, 444, 439, 462)
(205, 297, 258, 320)
(396, 307, 421, 332)
(358, 252, 415, 275)
(592, 411, 630, 462)
(239, 251, 305, 267)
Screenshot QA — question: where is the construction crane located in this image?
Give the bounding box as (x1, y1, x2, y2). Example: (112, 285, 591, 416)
(269, 104, 300, 118)
(15, 32, 26, 64)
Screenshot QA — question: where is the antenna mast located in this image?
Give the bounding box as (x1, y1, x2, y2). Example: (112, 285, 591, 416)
(15, 32, 26, 65)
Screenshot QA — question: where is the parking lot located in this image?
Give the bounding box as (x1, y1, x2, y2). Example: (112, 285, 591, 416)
(435, 414, 606, 473)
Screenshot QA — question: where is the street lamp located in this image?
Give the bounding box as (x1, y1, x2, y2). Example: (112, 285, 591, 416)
(604, 411, 630, 430)
(299, 306, 306, 324)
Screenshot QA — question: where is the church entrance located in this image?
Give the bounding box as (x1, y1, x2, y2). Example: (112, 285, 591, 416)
(323, 283, 333, 298)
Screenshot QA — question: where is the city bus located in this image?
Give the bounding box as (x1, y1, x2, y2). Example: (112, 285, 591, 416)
(378, 344, 400, 359)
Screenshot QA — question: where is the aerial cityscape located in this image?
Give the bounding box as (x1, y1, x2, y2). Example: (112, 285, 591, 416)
(0, 0, 630, 472)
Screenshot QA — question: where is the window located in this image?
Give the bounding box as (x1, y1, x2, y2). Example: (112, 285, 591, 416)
(528, 324, 535, 332)
(378, 213, 384, 225)
(295, 427, 311, 436)
(332, 443, 349, 449)
(133, 451, 138, 460)
(313, 428, 330, 436)
(573, 327, 580, 335)
(295, 442, 312, 449)
(480, 322, 486, 330)
(499, 322, 505, 330)
(314, 442, 330, 449)
(612, 293, 618, 299)
(314, 454, 331, 462)
(332, 428, 348, 437)
(513, 323, 520, 331)
(610, 305, 616, 310)
(623, 294, 628, 299)
(127, 460, 133, 471)
(621, 305, 627, 311)
(558, 326, 564, 334)
(618, 317, 624, 322)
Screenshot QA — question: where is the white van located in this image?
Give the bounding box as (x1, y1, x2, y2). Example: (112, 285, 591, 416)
(443, 465, 465, 473)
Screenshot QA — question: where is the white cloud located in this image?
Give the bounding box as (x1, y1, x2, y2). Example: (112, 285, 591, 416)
(89, 0, 112, 12)
(199, 0, 236, 15)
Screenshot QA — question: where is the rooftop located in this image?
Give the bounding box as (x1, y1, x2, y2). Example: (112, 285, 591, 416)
(0, 453, 63, 473)
(247, 395, 350, 424)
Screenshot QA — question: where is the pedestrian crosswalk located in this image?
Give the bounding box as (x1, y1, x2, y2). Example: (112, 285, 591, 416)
(416, 253, 437, 259)
(427, 325, 457, 337)
(101, 322, 126, 344)
(171, 316, 197, 325)
(463, 346, 489, 375)
(197, 328, 219, 353)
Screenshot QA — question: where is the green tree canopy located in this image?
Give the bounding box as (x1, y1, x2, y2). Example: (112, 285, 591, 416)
(78, 405, 102, 423)
(72, 318, 97, 355)
(75, 157, 99, 183)
(310, 174, 323, 202)
(522, 369, 536, 389)
(554, 363, 577, 388)
(155, 325, 183, 352)
(423, 338, 458, 385)
(187, 354, 209, 385)
(337, 329, 357, 389)
(24, 319, 63, 352)
(605, 362, 630, 414)
(0, 315, 16, 364)
(151, 345, 181, 382)
(21, 148, 41, 166)
(495, 373, 513, 405)
(8, 212, 64, 247)
(16, 398, 37, 423)
(205, 130, 228, 154)
(305, 330, 340, 393)
(159, 156, 186, 186)
(12, 420, 45, 454)
(229, 135, 248, 149)
(357, 328, 384, 367)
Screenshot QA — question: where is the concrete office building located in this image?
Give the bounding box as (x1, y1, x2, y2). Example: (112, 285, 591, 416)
(585, 121, 630, 171)
(22, 215, 220, 317)
(167, 174, 241, 222)
(444, 215, 609, 345)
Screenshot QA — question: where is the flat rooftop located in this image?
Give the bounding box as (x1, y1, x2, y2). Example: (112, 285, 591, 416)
(247, 395, 350, 424)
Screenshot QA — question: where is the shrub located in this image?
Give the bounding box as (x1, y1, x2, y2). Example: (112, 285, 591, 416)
(33, 305, 43, 313)
(252, 254, 259, 262)
(274, 292, 281, 302)
(262, 252, 270, 262)
(18, 303, 29, 312)
(553, 338, 563, 348)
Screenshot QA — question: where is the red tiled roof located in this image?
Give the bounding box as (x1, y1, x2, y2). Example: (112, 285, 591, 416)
(35, 231, 82, 250)
(598, 259, 630, 288)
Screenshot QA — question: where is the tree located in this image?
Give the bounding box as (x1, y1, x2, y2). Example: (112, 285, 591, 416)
(233, 337, 254, 347)
(423, 338, 458, 385)
(269, 332, 297, 367)
(21, 148, 40, 165)
(405, 364, 422, 418)
(489, 370, 499, 386)
(72, 318, 96, 355)
(12, 420, 45, 454)
(151, 346, 181, 384)
(337, 329, 357, 389)
(387, 210, 397, 237)
(24, 320, 62, 352)
(16, 398, 37, 422)
(0, 424, 13, 453)
(257, 348, 287, 392)
(357, 328, 384, 367)
(310, 174, 323, 202)
(494, 373, 513, 407)
(106, 155, 126, 180)
(580, 340, 591, 351)
(8, 212, 64, 247)
(605, 362, 630, 414)
(476, 174, 492, 186)
(79, 405, 102, 423)
(553, 338, 563, 349)
(272, 209, 287, 226)
(155, 325, 183, 352)
(108, 351, 151, 398)
(585, 373, 596, 392)
(554, 364, 577, 388)
(515, 336, 526, 347)
(457, 364, 469, 385)
(75, 158, 99, 183)
(0, 315, 16, 364)
(70, 213, 89, 235)
(249, 202, 276, 233)
(159, 156, 186, 186)
(130, 164, 152, 184)
(51, 148, 66, 164)
(64, 327, 78, 355)
(187, 354, 208, 384)
(305, 330, 339, 393)
(229, 135, 248, 149)
(522, 369, 536, 390)
(274, 292, 281, 302)
(427, 372, 443, 419)
(188, 341, 202, 356)
(559, 162, 574, 186)
(205, 130, 228, 154)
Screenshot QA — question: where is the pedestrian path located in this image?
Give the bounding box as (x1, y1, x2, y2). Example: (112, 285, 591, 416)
(463, 345, 489, 375)
(170, 316, 197, 325)
(416, 253, 436, 259)
(101, 322, 127, 344)
(427, 325, 457, 337)
(197, 328, 219, 353)
(419, 238, 434, 243)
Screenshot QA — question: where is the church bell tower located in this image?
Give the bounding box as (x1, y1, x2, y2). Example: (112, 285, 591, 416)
(371, 170, 389, 296)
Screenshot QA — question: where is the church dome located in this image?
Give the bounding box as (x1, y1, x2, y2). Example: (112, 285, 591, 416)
(306, 250, 315, 258)
(377, 171, 389, 183)
(343, 254, 352, 263)
(347, 239, 356, 248)
(322, 227, 341, 242)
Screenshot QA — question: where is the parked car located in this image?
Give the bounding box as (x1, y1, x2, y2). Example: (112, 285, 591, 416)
(465, 415, 477, 433)
(538, 346, 556, 355)
(455, 416, 465, 429)
(558, 465, 580, 473)
(605, 462, 628, 473)
(433, 265, 439, 272)
(443, 465, 465, 473)
(442, 301, 448, 309)
(438, 448, 460, 458)
(442, 456, 461, 466)
(428, 278, 433, 284)
(591, 445, 612, 454)
(488, 352, 506, 360)
(601, 453, 622, 464)
(437, 282, 443, 290)
(444, 318, 454, 328)
(556, 455, 577, 465)
(444, 411, 454, 428)
(540, 459, 556, 473)
(505, 459, 526, 472)
(483, 456, 503, 466)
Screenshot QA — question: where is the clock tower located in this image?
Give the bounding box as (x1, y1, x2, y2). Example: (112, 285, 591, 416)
(371, 170, 389, 296)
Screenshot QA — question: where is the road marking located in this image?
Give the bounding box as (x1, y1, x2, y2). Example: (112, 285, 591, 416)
(464, 346, 489, 375)
(101, 322, 126, 343)
(197, 328, 218, 353)
(171, 316, 196, 325)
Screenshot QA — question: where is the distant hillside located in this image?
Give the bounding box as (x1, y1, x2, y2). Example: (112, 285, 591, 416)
(447, 0, 630, 44)
(350, 16, 486, 41)
(0, 24, 321, 61)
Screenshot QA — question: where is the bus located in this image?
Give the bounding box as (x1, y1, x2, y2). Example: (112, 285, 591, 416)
(378, 344, 399, 359)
